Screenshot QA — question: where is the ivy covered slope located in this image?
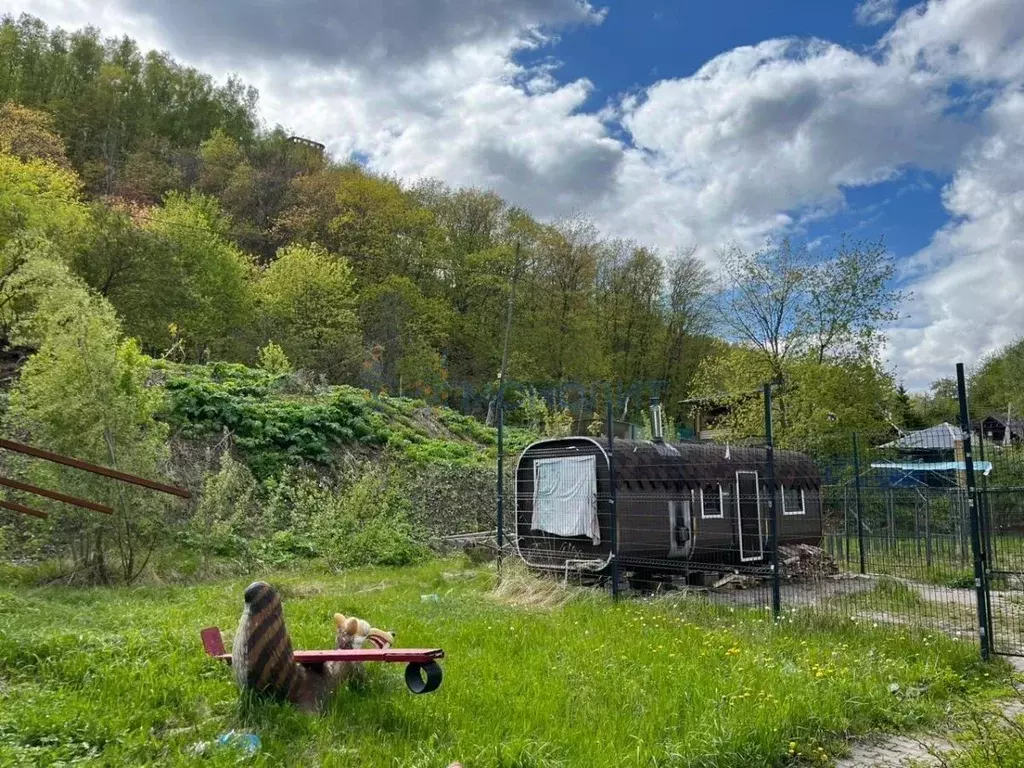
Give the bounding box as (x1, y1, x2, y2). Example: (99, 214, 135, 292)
(157, 360, 535, 478)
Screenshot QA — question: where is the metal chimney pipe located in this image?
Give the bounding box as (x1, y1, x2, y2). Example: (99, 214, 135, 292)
(650, 396, 664, 443)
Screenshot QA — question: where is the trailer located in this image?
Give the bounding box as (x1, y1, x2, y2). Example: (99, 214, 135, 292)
(514, 435, 821, 574)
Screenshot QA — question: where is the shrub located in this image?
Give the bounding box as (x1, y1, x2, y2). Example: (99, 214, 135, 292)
(311, 461, 428, 568)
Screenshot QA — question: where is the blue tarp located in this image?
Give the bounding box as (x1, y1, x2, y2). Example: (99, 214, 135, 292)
(870, 460, 993, 476)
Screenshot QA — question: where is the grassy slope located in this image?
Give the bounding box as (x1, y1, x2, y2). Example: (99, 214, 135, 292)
(158, 361, 536, 477)
(0, 560, 1002, 767)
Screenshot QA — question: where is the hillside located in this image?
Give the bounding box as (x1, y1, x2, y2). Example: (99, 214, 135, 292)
(158, 360, 535, 477)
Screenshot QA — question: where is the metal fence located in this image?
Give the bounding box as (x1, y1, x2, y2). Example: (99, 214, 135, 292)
(498, 364, 1024, 660)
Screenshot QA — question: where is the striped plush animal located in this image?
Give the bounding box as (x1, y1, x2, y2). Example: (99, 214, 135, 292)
(230, 582, 393, 712)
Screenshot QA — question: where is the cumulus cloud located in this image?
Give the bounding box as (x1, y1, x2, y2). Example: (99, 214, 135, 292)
(123, 0, 604, 68)
(604, 37, 971, 253)
(882, 0, 1024, 86)
(855, 0, 898, 27)
(888, 91, 1024, 387)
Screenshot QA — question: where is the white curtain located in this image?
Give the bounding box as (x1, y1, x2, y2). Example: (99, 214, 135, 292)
(531, 455, 600, 545)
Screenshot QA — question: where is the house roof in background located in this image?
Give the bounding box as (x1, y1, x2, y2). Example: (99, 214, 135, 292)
(878, 422, 964, 451)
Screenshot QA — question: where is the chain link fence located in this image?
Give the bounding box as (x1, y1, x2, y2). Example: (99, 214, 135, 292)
(497, 366, 1024, 659)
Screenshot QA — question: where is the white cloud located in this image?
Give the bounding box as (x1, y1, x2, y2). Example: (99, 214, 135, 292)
(854, 0, 898, 27)
(602, 37, 970, 255)
(883, 0, 1024, 82)
(888, 91, 1024, 388)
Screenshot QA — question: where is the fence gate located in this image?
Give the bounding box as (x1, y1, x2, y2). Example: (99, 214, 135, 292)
(982, 488, 1024, 657)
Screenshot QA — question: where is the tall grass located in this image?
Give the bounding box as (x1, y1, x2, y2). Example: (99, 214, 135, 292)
(0, 560, 1003, 767)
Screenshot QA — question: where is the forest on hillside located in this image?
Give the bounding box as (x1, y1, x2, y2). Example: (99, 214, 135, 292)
(2, 13, 1023, 582)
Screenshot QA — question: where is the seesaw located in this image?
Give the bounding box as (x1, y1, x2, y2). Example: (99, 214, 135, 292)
(200, 626, 445, 694)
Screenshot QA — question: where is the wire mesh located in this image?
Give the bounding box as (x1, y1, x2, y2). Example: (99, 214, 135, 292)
(498, 377, 1024, 658)
(965, 376, 1024, 657)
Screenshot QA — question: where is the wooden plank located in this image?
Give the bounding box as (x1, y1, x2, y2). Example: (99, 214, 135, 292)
(0, 498, 48, 519)
(0, 476, 113, 514)
(0, 439, 190, 499)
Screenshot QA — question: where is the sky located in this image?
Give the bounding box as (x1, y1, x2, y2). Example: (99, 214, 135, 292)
(5, 0, 1024, 391)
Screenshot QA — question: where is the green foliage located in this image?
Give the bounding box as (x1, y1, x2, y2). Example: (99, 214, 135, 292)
(161, 361, 530, 479)
(310, 462, 428, 568)
(189, 452, 261, 559)
(256, 340, 293, 375)
(4, 260, 172, 583)
(970, 337, 1024, 417)
(256, 243, 361, 379)
(938, 688, 1024, 768)
(0, 151, 86, 254)
(360, 274, 452, 396)
(910, 377, 960, 427)
(139, 191, 253, 357)
(0, 561, 999, 766)
(329, 167, 445, 284)
(0, 14, 258, 195)
(693, 344, 901, 455)
(163, 365, 382, 477)
(0, 101, 68, 166)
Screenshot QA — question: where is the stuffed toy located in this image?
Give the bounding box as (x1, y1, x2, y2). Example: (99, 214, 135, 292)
(327, 613, 395, 687)
(230, 581, 394, 712)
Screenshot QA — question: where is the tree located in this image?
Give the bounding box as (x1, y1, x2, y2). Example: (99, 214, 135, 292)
(523, 214, 605, 384)
(359, 275, 452, 397)
(0, 101, 69, 166)
(114, 137, 184, 204)
(692, 344, 900, 456)
(0, 152, 86, 254)
(971, 338, 1024, 418)
(139, 191, 253, 358)
(659, 248, 715, 424)
(910, 377, 960, 427)
(256, 243, 362, 380)
(328, 168, 444, 287)
(4, 245, 172, 583)
(598, 240, 665, 387)
(0, 14, 258, 196)
(718, 237, 906, 377)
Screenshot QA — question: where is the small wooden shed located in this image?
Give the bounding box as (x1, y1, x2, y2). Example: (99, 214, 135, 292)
(514, 436, 822, 572)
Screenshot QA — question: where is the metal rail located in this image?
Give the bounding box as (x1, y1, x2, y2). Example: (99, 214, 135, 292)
(0, 438, 190, 499)
(0, 475, 114, 514)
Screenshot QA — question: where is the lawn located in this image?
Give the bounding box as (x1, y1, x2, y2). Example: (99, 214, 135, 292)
(0, 559, 1006, 767)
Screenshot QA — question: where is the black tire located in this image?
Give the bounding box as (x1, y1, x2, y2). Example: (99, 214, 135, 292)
(405, 661, 443, 694)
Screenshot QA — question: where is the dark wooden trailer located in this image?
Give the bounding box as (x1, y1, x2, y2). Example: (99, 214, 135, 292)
(514, 436, 821, 572)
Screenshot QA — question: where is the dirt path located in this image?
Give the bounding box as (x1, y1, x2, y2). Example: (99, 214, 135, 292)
(836, 657, 1024, 767)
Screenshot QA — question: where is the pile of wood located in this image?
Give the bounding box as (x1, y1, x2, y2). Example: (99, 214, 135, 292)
(778, 544, 838, 579)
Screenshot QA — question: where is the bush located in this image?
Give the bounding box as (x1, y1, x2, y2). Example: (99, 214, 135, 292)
(311, 461, 428, 568)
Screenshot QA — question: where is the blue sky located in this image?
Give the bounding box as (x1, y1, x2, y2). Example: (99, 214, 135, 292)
(4, 0, 1024, 389)
(533, 0, 948, 264)
(540, 0, 888, 96)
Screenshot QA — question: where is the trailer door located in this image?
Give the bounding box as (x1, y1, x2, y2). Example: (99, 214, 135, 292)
(736, 471, 764, 562)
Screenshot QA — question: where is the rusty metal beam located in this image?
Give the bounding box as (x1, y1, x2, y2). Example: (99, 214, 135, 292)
(0, 498, 48, 519)
(0, 438, 191, 499)
(0, 476, 114, 514)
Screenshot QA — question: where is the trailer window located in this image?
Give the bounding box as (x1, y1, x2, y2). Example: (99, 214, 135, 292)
(782, 487, 805, 516)
(701, 484, 724, 518)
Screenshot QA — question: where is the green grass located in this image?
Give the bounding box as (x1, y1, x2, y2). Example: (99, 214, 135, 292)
(823, 533, 1024, 588)
(0, 560, 1006, 767)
